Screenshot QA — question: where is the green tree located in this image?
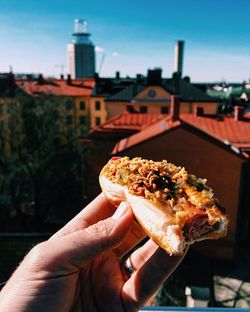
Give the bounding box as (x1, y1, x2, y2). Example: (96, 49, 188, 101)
(0, 94, 89, 231)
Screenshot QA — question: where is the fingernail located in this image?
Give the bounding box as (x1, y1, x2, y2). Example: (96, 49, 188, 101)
(112, 202, 128, 220)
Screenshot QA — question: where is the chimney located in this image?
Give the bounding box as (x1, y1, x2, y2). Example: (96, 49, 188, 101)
(136, 74, 143, 83)
(147, 68, 162, 86)
(67, 74, 72, 85)
(126, 105, 138, 113)
(60, 74, 64, 80)
(7, 72, 15, 86)
(194, 106, 204, 117)
(37, 74, 44, 85)
(234, 106, 244, 121)
(174, 40, 184, 77)
(115, 71, 120, 79)
(170, 95, 180, 121)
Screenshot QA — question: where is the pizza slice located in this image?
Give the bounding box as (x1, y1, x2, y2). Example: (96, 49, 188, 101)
(99, 156, 228, 255)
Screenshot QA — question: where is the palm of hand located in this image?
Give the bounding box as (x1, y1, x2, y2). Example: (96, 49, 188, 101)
(0, 194, 186, 312)
(72, 251, 127, 312)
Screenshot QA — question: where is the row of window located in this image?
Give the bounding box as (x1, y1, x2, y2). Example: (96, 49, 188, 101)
(65, 102, 169, 114)
(65, 101, 101, 111)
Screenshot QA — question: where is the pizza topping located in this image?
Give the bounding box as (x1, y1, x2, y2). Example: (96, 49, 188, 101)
(103, 157, 216, 208)
(185, 185, 214, 208)
(110, 156, 121, 162)
(187, 174, 210, 191)
(103, 157, 188, 204)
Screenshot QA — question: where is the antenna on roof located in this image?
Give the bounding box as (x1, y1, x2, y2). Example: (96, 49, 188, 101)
(98, 52, 106, 75)
(55, 64, 65, 77)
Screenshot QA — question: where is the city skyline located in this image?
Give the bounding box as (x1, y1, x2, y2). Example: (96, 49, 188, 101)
(0, 0, 250, 82)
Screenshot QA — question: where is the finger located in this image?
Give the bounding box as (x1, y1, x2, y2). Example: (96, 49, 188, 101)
(129, 239, 159, 269)
(51, 193, 116, 239)
(122, 247, 187, 310)
(113, 220, 146, 258)
(35, 202, 134, 270)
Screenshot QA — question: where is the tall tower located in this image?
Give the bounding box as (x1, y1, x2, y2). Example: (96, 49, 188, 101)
(174, 40, 184, 77)
(67, 19, 95, 78)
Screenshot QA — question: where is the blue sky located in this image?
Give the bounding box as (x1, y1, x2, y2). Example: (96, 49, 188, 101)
(0, 0, 250, 82)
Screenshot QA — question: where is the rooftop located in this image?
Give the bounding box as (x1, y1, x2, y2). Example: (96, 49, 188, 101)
(181, 114, 250, 150)
(89, 108, 166, 139)
(106, 77, 214, 103)
(113, 101, 250, 158)
(16, 77, 95, 97)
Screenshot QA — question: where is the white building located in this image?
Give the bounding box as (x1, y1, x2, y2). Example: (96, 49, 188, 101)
(67, 19, 95, 78)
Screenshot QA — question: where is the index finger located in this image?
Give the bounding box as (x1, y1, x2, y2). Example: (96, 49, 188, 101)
(51, 193, 115, 239)
(122, 247, 187, 309)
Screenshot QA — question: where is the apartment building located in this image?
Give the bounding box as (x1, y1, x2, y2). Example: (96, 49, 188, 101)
(15, 75, 99, 128)
(105, 69, 218, 120)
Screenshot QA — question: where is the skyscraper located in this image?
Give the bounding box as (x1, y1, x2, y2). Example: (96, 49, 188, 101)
(67, 19, 95, 78)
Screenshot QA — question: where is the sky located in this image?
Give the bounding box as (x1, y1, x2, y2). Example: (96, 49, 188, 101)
(0, 0, 250, 82)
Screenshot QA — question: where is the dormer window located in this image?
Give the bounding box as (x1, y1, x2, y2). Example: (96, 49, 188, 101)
(148, 89, 156, 97)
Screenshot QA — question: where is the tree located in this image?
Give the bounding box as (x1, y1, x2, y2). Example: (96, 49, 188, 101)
(0, 93, 89, 231)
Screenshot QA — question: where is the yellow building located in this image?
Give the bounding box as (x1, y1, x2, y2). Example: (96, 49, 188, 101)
(105, 77, 218, 120)
(15, 76, 104, 129)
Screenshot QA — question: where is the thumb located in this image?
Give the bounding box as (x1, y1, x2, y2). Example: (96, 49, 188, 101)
(37, 202, 134, 269)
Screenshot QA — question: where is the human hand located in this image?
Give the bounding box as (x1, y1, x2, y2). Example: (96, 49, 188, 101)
(0, 193, 186, 312)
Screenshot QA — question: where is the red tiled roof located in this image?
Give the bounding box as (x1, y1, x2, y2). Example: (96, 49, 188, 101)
(16, 78, 94, 97)
(90, 111, 166, 136)
(113, 113, 250, 157)
(181, 114, 250, 148)
(104, 112, 166, 130)
(244, 112, 250, 119)
(113, 117, 181, 153)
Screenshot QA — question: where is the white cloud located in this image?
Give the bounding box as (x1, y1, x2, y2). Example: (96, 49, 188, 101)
(111, 51, 119, 57)
(95, 46, 104, 53)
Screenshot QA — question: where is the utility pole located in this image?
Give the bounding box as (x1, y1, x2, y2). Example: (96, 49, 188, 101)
(98, 52, 106, 75)
(55, 64, 65, 77)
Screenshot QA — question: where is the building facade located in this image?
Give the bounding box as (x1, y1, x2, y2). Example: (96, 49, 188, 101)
(105, 72, 218, 120)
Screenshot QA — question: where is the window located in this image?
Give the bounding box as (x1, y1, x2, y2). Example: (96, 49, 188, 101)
(161, 106, 169, 114)
(140, 106, 147, 113)
(7, 105, 12, 113)
(8, 117, 15, 128)
(66, 115, 73, 125)
(148, 89, 156, 97)
(79, 116, 86, 124)
(95, 101, 101, 111)
(66, 101, 73, 110)
(95, 117, 101, 126)
(79, 101, 85, 110)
